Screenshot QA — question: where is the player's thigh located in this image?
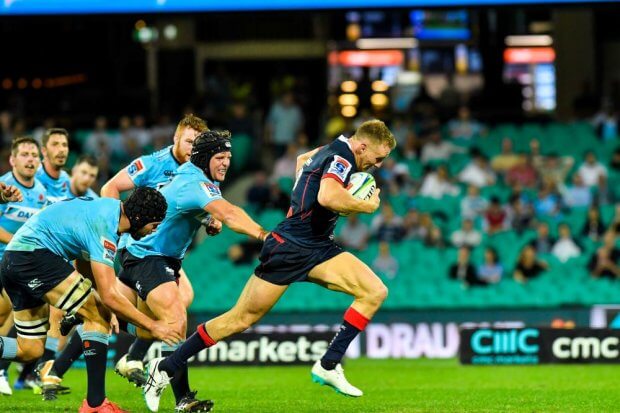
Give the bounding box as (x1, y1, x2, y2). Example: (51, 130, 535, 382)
(144, 281, 185, 324)
(13, 305, 49, 361)
(116, 278, 138, 307)
(230, 275, 288, 319)
(178, 268, 194, 308)
(307, 252, 386, 298)
(0, 290, 12, 327)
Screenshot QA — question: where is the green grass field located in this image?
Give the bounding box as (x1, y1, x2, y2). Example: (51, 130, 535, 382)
(0, 358, 619, 412)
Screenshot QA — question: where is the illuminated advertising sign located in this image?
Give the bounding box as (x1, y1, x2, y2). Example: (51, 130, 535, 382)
(1, 1, 616, 15)
(460, 328, 620, 365)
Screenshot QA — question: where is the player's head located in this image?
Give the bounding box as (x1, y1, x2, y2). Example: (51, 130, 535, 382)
(350, 120, 396, 171)
(71, 155, 99, 196)
(173, 114, 209, 163)
(42, 128, 69, 169)
(10, 136, 41, 181)
(190, 130, 232, 182)
(122, 187, 167, 240)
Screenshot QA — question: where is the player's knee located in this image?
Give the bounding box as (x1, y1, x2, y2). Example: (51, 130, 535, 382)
(365, 283, 388, 308)
(17, 341, 44, 363)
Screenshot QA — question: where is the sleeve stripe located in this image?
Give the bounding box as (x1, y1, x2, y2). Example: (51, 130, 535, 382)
(322, 173, 345, 184)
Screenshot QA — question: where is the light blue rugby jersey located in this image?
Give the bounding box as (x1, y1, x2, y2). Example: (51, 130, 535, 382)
(69, 187, 99, 199)
(7, 197, 121, 268)
(119, 145, 181, 250)
(36, 165, 71, 203)
(126, 162, 222, 260)
(0, 172, 47, 258)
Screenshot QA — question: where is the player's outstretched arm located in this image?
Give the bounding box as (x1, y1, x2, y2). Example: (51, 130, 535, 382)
(296, 147, 322, 175)
(100, 169, 135, 199)
(318, 178, 381, 215)
(90, 261, 183, 345)
(205, 199, 269, 241)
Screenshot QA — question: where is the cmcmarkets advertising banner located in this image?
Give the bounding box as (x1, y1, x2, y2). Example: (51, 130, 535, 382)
(460, 328, 620, 365)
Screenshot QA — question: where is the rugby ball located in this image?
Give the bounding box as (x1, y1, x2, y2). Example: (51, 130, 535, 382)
(347, 172, 376, 201)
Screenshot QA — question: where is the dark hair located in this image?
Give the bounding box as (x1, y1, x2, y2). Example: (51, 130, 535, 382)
(11, 136, 40, 156)
(74, 154, 98, 168)
(43, 128, 69, 147)
(485, 247, 499, 263)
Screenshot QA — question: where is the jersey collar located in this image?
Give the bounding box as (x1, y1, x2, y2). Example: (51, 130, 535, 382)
(11, 172, 35, 189)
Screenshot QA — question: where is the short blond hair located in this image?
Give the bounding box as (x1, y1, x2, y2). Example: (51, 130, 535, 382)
(354, 120, 396, 149)
(175, 114, 209, 136)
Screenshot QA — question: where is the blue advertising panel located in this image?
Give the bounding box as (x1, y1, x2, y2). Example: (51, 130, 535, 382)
(0, 0, 617, 15)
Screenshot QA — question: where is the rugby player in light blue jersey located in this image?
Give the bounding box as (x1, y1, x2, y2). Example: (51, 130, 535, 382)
(0, 187, 181, 413)
(35, 128, 71, 203)
(99, 114, 207, 387)
(69, 155, 99, 199)
(120, 130, 268, 412)
(0, 137, 47, 395)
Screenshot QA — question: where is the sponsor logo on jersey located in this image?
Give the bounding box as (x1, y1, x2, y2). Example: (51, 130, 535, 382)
(127, 159, 146, 177)
(102, 237, 117, 262)
(326, 156, 352, 182)
(200, 182, 221, 199)
(164, 170, 174, 177)
(3, 206, 43, 222)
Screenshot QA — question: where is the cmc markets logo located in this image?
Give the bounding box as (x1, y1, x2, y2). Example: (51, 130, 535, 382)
(468, 328, 540, 365)
(552, 336, 620, 360)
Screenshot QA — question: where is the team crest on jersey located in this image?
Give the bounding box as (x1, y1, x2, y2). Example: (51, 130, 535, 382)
(127, 160, 146, 177)
(101, 237, 117, 262)
(200, 182, 221, 199)
(326, 156, 352, 183)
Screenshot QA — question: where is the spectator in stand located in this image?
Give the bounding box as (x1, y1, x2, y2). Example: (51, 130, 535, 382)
(411, 212, 437, 243)
(591, 230, 620, 277)
(533, 151, 574, 188)
(271, 142, 298, 183)
(506, 154, 538, 189)
(610, 148, 620, 172)
(588, 244, 620, 279)
(227, 240, 263, 265)
(246, 171, 270, 211)
(532, 222, 555, 254)
(402, 209, 422, 240)
(337, 214, 370, 252)
(449, 247, 479, 287)
(534, 178, 562, 218)
(477, 247, 503, 285)
(150, 115, 176, 151)
(552, 223, 582, 263)
(129, 115, 152, 148)
(84, 116, 116, 158)
(491, 138, 522, 174)
(227, 100, 257, 139)
(577, 150, 608, 187)
(506, 194, 534, 235)
(592, 106, 619, 141)
(484, 196, 508, 234)
(425, 224, 446, 248)
(420, 164, 460, 199)
(448, 106, 485, 141)
(560, 174, 592, 209)
(608, 204, 620, 234)
(265, 183, 290, 213)
(371, 203, 405, 243)
(458, 150, 496, 188)
(265, 90, 304, 156)
(420, 127, 465, 164)
(582, 205, 605, 242)
(450, 218, 482, 248)
(461, 184, 488, 221)
(372, 242, 399, 279)
(514, 244, 548, 283)
(401, 133, 421, 161)
(390, 116, 415, 148)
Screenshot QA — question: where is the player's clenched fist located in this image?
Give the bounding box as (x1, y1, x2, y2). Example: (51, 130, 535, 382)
(0, 182, 22, 203)
(202, 216, 222, 236)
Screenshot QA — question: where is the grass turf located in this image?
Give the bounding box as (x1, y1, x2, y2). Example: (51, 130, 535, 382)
(0, 358, 619, 412)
